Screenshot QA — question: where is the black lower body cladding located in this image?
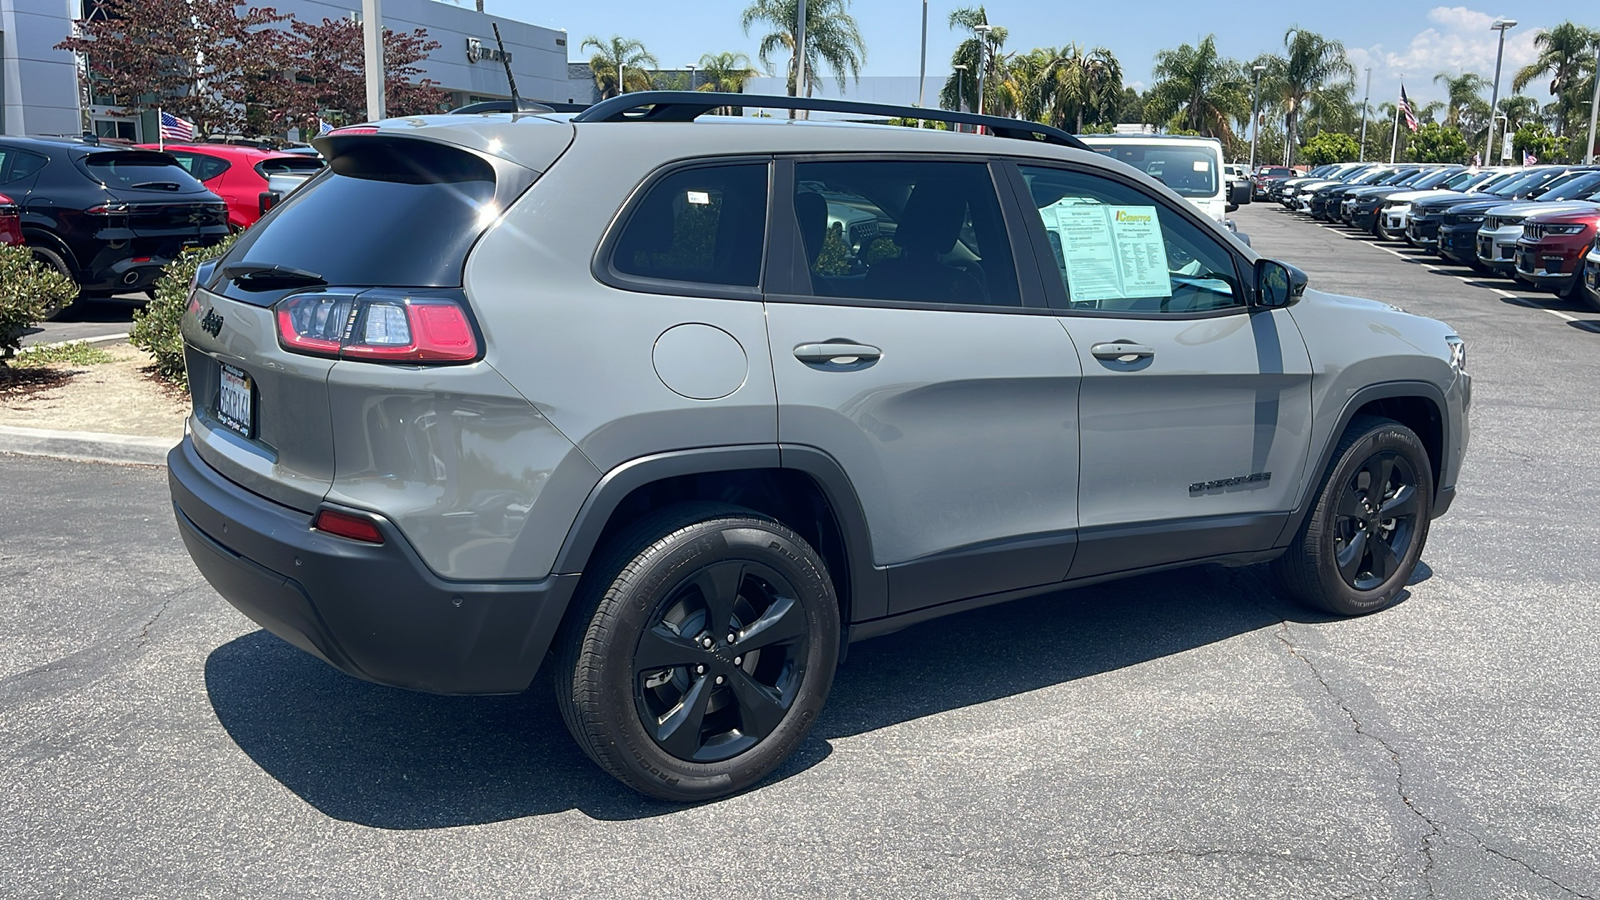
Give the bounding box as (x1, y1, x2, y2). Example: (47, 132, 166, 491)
(168, 437, 578, 695)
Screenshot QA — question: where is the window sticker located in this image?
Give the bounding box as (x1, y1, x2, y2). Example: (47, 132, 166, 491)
(686, 190, 712, 205)
(1192, 160, 1210, 172)
(1039, 203, 1172, 302)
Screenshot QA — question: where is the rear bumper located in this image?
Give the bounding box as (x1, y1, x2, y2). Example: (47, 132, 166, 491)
(168, 437, 579, 695)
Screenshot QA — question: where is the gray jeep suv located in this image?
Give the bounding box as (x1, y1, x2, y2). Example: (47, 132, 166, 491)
(168, 93, 1471, 801)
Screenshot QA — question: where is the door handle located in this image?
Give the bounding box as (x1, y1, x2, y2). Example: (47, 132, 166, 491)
(1090, 341, 1155, 362)
(794, 342, 882, 364)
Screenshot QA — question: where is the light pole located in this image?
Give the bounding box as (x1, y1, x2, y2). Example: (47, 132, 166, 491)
(1358, 67, 1371, 162)
(952, 63, 968, 133)
(918, 0, 928, 108)
(1485, 18, 1517, 168)
(1249, 64, 1266, 170)
(1586, 42, 1600, 164)
(686, 63, 696, 91)
(794, 0, 807, 102)
(361, 0, 384, 121)
(973, 23, 993, 125)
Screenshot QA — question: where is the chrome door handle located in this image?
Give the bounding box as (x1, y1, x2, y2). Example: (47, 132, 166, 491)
(1090, 342, 1155, 362)
(794, 342, 882, 364)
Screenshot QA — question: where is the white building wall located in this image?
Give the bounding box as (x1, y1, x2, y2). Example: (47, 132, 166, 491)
(1, 0, 83, 136)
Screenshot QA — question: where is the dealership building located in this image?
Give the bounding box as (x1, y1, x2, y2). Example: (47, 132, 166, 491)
(1, 0, 572, 140)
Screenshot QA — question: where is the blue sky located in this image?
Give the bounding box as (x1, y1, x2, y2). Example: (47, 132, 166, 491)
(489, 0, 1560, 112)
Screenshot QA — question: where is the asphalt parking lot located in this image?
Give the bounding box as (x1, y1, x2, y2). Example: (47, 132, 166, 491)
(3, 200, 1598, 899)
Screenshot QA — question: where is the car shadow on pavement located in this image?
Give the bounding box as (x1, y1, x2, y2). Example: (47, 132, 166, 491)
(204, 563, 1361, 828)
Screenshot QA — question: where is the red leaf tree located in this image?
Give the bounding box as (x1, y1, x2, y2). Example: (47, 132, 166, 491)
(284, 17, 451, 132)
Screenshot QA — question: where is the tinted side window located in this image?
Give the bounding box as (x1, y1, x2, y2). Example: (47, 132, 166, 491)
(1019, 165, 1242, 315)
(612, 163, 768, 288)
(0, 150, 46, 185)
(175, 152, 230, 182)
(790, 160, 1020, 306)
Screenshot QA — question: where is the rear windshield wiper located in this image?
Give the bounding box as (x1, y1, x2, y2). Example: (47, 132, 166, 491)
(131, 181, 181, 191)
(224, 263, 327, 291)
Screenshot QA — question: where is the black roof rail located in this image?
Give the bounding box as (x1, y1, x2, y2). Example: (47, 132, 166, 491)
(569, 91, 1092, 151)
(450, 99, 591, 115)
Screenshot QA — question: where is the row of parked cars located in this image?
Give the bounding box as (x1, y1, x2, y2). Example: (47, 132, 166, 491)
(0, 135, 322, 317)
(1258, 161, 1600, 312)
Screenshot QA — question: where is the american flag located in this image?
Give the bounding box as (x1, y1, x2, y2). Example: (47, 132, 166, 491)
(159, 110, 194, 142)
(1398, 87, 1419, 132)
(1524, 150, 1538, 166)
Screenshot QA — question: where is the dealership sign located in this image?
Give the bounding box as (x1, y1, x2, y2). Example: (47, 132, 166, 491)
(466, 38, 511, 64)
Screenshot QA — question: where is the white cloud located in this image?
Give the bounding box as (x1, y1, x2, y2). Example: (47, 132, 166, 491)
(1347, 7, 1541, 106)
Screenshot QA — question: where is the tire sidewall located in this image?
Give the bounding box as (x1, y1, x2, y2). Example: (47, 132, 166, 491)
(590, 519, 839, 799)
(1309, 424, 1434, 614)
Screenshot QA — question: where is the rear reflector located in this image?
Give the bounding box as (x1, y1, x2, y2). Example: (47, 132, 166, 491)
(276, 292, 479, 363)
(312, 509, 384, 544)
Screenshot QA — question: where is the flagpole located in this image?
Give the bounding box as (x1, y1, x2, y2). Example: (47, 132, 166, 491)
(1390, 85, 1401, 164)
(158, 107, 163, 151)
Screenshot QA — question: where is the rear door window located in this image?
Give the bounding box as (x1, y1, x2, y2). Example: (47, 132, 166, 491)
(1088, 145, 1219, 198)
(211, 136, 534, 302)
(610, 163, 769, 288)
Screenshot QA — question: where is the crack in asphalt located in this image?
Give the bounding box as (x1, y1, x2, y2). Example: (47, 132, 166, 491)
(136, 595, 175, 646)
(1275, 622, 1444, 898)
(1465, 832, 1597, 899)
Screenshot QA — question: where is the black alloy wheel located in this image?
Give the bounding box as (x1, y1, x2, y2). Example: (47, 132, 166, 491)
(634, 559, 812, 763)
(556, 503, 839, 802)
(1274, 416, 1434, 616)
(1330, 451, 1421, 592)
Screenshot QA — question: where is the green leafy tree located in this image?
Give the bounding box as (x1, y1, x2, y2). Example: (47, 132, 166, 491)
(939, 6, 1006, 114)
(1512, 122, 1565, 163)
(1407, 122, 1470, 163)
(1512, 22, 1600, 141)
(696, 52, 759, 94)
(1040, 44, 1123, 132)
(1146, 35, 1248, 139)
(741, 0, 866, 97)
(1433, 71, 1490, 132)
(1299, 131, 1359, 165)
(582, 35, 659, 99)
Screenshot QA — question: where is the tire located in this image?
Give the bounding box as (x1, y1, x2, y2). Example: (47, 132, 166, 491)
(1273, 416, 1434, 616)
(1579, 279, 1600, 314)
(28, 245, 80, 321)
(556, 502, 840, 802)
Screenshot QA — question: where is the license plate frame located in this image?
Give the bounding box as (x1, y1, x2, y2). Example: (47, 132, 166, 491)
(217, 362, 255, 439)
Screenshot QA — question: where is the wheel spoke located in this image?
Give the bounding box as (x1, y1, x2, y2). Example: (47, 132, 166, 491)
(1336, 486, 1367, 520)
(635, 624, 707, 673)
(1372, 455, 1396, 496)
(692, 562, 745, 637)
(655, 674, 714, 759)
(735, 594, 806, 651)
(1370, 534, 1401, 582)
(726, 668, 788, 739)
(1380, 484, 1418, 520)
(1336, 529, 1368, 583)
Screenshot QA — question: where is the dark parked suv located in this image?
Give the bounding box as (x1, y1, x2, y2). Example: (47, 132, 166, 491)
(168, 93, 1470, 802)
(0, 137, 229, 315)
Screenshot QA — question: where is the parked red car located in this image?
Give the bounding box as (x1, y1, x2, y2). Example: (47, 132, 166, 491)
(134, 143, 323, 230)
(1514, 205, 1600, 299)
(0, 193, 20, 246)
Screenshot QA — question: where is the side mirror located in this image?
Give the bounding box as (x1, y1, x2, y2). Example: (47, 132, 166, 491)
(1230, 180, 1252, 206)
(1255, 258, 1308, 308)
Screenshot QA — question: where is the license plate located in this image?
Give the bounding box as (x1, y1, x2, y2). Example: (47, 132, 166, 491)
(217, 363, 254, 438)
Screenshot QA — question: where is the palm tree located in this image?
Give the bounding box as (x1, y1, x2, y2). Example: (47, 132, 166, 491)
(939, 6, 1007, 114)
(1046, 44, 1123, 132)
(1433, 71, 1490, 131)
(1146, 35, 1248, 138)
(740, 0, 866, 97)
(697, 52, 759, 94)
(581, 35, 659, 99)
(1512, 22, 1600, 139)
(1270, 27, 1354, 166)
(1498, 94, 1541, 131)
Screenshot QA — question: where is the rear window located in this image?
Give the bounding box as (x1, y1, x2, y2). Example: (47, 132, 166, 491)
(212, 137, 531, 301)
(1086, 144, 1220, 198)
(257, 156, 325, 178)
(77, 151, 208, 193)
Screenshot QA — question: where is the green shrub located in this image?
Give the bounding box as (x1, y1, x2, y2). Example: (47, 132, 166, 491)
(14, 340, 114, 367)
(131, 234, 240, 390)
(1300, 132, 1361, 166)
(0, 245, 78, 364)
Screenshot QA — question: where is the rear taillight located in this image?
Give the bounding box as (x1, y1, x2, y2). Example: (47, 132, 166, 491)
(312, 509, 384, 544)
(275, 292, 479, 363)
(0, 193, 19, 245)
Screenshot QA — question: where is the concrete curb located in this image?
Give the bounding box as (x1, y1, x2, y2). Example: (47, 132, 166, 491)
(0, 424, 176, 467)
(17, 332, 131, 352)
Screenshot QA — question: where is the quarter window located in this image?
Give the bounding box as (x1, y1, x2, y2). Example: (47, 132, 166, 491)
(1018, 165, 1242, 314)
(612, 163, 768, 288)
(789, 160, 1021, 306)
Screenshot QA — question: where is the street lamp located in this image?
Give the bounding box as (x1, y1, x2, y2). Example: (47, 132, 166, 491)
(1358, 67, 1371, 162)
(1249, 64, 1266, 170)
(972, 23, 993, 123)
(686, 63, 696, 91)
(918, 0, 928, 108)
(1485, 18, 1517, 166)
